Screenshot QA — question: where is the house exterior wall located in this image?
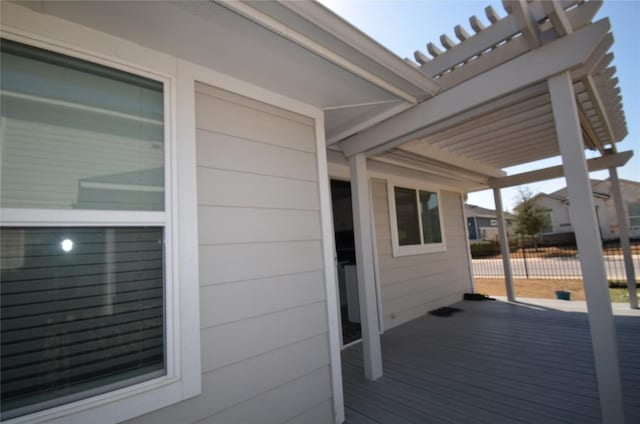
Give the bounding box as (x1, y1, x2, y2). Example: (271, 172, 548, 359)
(596, 180, 640, 239)
(534, 196, 572, 234)
(2, 4, 340, 423)
(126, 85, 334, 424)
(370, 179, 472, 329)
(534, 190, 639, 241)
(475, 216, 499, 242)
(594, 198, 612, 240)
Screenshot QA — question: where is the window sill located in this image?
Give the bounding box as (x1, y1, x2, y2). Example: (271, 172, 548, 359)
(4, 374, 196, 424)
(392, 243, 447, 257)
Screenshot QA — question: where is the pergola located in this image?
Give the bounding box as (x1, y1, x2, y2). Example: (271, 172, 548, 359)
(333, 1, 635, 423)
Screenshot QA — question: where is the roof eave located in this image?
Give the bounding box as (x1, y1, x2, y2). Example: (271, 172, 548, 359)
(277, 1, 440, 97)
(222, 0, 440, 103)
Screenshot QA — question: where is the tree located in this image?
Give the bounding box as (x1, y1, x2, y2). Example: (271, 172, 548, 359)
(512, 188, 547, 249)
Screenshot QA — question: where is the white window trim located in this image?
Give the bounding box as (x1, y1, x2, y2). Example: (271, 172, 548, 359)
(387, 180, 446, 257)
(0, 31, 201, 424)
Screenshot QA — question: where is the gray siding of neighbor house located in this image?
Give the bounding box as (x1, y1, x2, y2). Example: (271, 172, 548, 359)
(370, 178, 473, 330)
(475, 217, 496, 229)
(127, 84, 333, 424)
(597, 180, 640, 239)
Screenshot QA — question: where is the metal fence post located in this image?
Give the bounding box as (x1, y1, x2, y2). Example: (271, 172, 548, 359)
(522, 245, 529, 279)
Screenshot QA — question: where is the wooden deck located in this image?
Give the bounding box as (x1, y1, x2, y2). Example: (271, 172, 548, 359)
(342, 298, 640, 423)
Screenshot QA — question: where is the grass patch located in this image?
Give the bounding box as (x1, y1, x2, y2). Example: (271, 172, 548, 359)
(610, 288, 634, 303)
(475, 278, 639, 303)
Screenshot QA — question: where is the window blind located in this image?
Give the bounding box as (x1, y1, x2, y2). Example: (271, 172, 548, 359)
(0, 227, 165, 419)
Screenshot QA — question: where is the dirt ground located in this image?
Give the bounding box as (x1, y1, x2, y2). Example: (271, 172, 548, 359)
(474, 278, 587, 300)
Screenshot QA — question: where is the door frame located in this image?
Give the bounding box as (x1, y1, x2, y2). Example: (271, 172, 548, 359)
(329, 175, 384, 348)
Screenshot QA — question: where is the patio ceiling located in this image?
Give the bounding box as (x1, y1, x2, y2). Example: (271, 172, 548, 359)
(339, 0, 627, 181)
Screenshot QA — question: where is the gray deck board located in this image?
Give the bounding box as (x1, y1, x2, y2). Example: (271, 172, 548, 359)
(343, 298, 640, 424)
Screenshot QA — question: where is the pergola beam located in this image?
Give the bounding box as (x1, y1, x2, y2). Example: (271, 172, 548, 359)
(349, 154, 383, 381)
(487, 150, 633, 189)
(609, 167, 639, 309)
(549, 70, 625, 424)
(493, 188, 515, 302)
(340, 19, 611, 157)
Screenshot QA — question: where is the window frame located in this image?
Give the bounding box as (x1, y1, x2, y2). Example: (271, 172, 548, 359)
(387, 180, 446, 257)
(628, 202, 640, 228)
(541, 209, 554, 234)
(0, 33, 197, 424)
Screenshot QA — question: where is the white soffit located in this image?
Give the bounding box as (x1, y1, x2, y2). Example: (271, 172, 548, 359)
(18, 0, 407, 112)
(247, 0, 439, 98)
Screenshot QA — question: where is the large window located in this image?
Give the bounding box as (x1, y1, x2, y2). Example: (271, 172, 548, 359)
(388, 182, 445, 256)
(1, 39, 168, 420)
(629, 202, 640, 227)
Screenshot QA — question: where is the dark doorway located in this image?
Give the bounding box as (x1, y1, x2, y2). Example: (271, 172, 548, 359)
(330, 179, 362, 345)
(467, 217, 478, 240)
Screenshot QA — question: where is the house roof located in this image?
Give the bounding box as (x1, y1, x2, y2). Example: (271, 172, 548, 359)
(464, 204, 515, 219)
(547, 177, 640, 201)
(550, 178, 603, 199)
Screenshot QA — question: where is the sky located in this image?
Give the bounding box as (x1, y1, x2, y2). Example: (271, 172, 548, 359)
(318, 0, 639, 211)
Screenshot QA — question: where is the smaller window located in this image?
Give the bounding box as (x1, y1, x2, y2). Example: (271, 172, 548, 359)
(628, 202, 640, 227)
(388, 182, 445, 257)
(541, 210, 554, 234)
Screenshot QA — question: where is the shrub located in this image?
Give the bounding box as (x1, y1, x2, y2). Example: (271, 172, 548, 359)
(470, 241, 501, 258)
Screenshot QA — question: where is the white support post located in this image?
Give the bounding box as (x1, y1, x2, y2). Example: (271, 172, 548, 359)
(609, 166, 638, 309)
(549, 71, 625, 424)
(349, 154, 383, 381)
(493, 188, 515, 301)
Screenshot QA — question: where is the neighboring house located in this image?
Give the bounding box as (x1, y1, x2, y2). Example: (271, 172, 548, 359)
(0, 2, 631, 424)
(464, 204, 514, 242)
(532, 178, 640, 240)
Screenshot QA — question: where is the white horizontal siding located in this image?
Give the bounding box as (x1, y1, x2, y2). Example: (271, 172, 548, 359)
(195, 85, 315, 154)
(127, 84, 332, 424)
(198, 207, 321, 244)
(284, 399, 335, 424)
(127, 335, 330, 424)
(196, 168, 320, 210)
(196, 130, 317, 181)
(201, 366, 332, 424)
(199, 271, 325, 328)
(198, 241, 323, 286)
(200, 302, 328, 373)
(371, 178, 472, 330)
